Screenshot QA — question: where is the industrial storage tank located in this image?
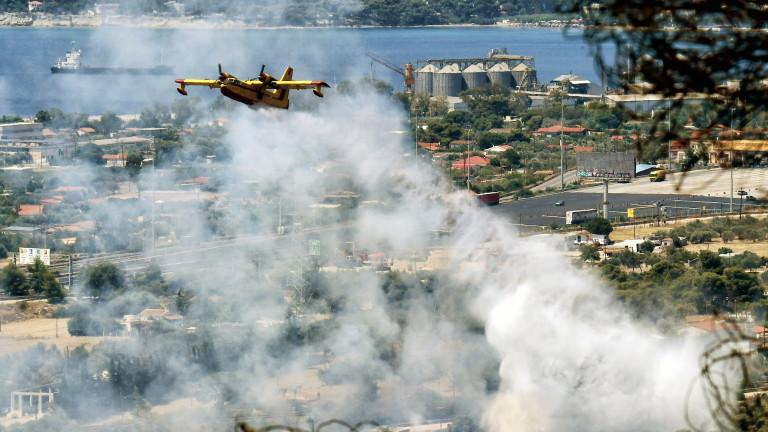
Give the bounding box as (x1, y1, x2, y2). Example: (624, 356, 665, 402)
(487, 62, 512, 88)
(511, 63, 537, 89)
(433, 64, 463, 97)
(462, 63, 488, 90)
(414, 63, 438, 95)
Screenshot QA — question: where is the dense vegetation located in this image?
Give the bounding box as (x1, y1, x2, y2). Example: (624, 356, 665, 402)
(354, 0, 558, 26)
(0, 0, 561, 25)
(580, 217, 768, 324)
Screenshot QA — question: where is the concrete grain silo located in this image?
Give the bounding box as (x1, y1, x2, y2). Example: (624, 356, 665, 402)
(487, 62, 512, 88)
(434, 64, 463, 97)
(511, 63, 537, 89)
(462, 63, 487, 90)
(414, 63, 438, 95)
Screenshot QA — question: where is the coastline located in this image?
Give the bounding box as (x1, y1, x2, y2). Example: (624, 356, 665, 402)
(0, 12, 580, 30)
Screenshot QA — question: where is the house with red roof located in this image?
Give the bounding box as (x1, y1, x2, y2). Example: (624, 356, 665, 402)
(418, 142, 441, 151)
(17, 204, 44, 217)
(40, 196, 63, 206)
(535, 125, 587, 137)
(452, 156, 490, 170)
(102, 153, 127, 168)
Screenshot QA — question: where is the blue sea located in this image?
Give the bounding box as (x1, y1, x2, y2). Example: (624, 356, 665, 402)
(0, 26, 608, 116)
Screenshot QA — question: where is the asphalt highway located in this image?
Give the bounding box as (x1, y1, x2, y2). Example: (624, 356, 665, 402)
(490, 192, 764, 227)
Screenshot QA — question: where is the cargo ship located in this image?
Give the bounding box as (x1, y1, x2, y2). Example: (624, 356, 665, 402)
(50, 42, 173, 75)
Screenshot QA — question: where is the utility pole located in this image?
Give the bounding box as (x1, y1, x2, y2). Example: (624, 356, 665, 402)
(464, 125, 472, 191)
(151, 137, 156, 249)
(667, 99, 672, 170)
(414, 110, 419, 157)
(67, 254, 72, 293)
(730, 107, 735, 213)
(560, 94, 565, 190)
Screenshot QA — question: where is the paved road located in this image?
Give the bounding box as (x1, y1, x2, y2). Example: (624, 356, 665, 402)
(577, 167, 768, 197)
(490, 191, 764, 228)
(531, 169, 578, 192)
(50, 222, 352, 287)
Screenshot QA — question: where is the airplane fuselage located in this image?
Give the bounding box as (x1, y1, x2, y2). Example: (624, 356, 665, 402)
(219, 78, 290, 109)
(175, 65, 329, 110)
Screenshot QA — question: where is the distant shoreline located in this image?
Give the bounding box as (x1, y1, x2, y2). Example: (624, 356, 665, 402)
(0, 12, 580, 30)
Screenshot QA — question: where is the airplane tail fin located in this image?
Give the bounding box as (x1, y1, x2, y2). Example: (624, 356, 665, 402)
(273, 66, 293, 109)
(280, 66, 293, 81)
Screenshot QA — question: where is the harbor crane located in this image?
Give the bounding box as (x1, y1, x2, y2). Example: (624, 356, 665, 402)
(366, 52, 414, 93)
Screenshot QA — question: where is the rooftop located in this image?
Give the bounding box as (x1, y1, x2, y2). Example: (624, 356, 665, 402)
(452, 156, 490, 169)
(536, 125, 587, 134)
(18, 204, 44, 217)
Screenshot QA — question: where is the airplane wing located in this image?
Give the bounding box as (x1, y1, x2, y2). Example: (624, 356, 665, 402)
(175, 78, 222, 95)
(175, 79, 222, 88)
(273, 80, 331, 97)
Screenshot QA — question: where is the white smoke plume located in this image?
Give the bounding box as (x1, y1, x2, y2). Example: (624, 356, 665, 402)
(0, 24, 741, 432)
(131, 89, 733, 430)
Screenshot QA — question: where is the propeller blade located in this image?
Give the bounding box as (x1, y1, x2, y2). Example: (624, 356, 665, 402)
(218, 63, 223, 75)
(260, 64, 266, 76)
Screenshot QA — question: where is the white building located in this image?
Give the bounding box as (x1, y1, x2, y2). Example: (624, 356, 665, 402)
(0, 122, 44, 141)
(164, 0, 185, 16)
(94, 3, 119, 16)
(28, 0, 44, 12)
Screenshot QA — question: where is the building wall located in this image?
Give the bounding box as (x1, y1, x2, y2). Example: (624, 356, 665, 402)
(0, 123, 44, 141)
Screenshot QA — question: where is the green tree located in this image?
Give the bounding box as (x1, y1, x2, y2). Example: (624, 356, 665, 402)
(698, 250, 724, 274)
(724, 267, 762, 305)
(638, 241, 655, 254)
(34, 110, 52, 124)
(96, 112, 123, 136)
(500, 148, 522, 167)
(134, 261, 167, 296)
(0, 262, 27, 296)
(27, 258, 65, 302)
(85, 262, 126, 300)
(579, 243, 600, 262)
(583, 217, 613, 236)
(732, 251, 763, 270)
(613, 249, 640, 270)
(697, 272, 728, 313)
(67, 305, 101, 336)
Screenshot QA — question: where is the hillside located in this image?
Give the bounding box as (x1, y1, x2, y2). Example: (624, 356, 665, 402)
(0, 0, 559, 26)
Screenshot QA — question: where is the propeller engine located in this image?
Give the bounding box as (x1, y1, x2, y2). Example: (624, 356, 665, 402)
(218, 63, 231, 80)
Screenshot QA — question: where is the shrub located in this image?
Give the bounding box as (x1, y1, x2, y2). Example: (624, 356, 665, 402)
(689, 230, 715, 244)
(583, 217, 613, 235)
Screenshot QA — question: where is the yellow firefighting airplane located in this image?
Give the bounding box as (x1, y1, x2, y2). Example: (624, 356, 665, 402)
(175, 64, 330, 109)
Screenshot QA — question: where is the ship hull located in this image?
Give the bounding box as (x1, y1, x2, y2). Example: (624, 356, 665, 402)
(51, 66, 173, 75)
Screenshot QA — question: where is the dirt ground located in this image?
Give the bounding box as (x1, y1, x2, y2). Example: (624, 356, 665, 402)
(0, 299, 57, 324)
(611, 215, 768, 257)
(0, 318, 124, 357)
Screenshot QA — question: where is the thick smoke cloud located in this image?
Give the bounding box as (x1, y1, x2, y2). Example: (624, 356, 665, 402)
(1, 23, 740, 432)
(133, 90, 731, 429)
